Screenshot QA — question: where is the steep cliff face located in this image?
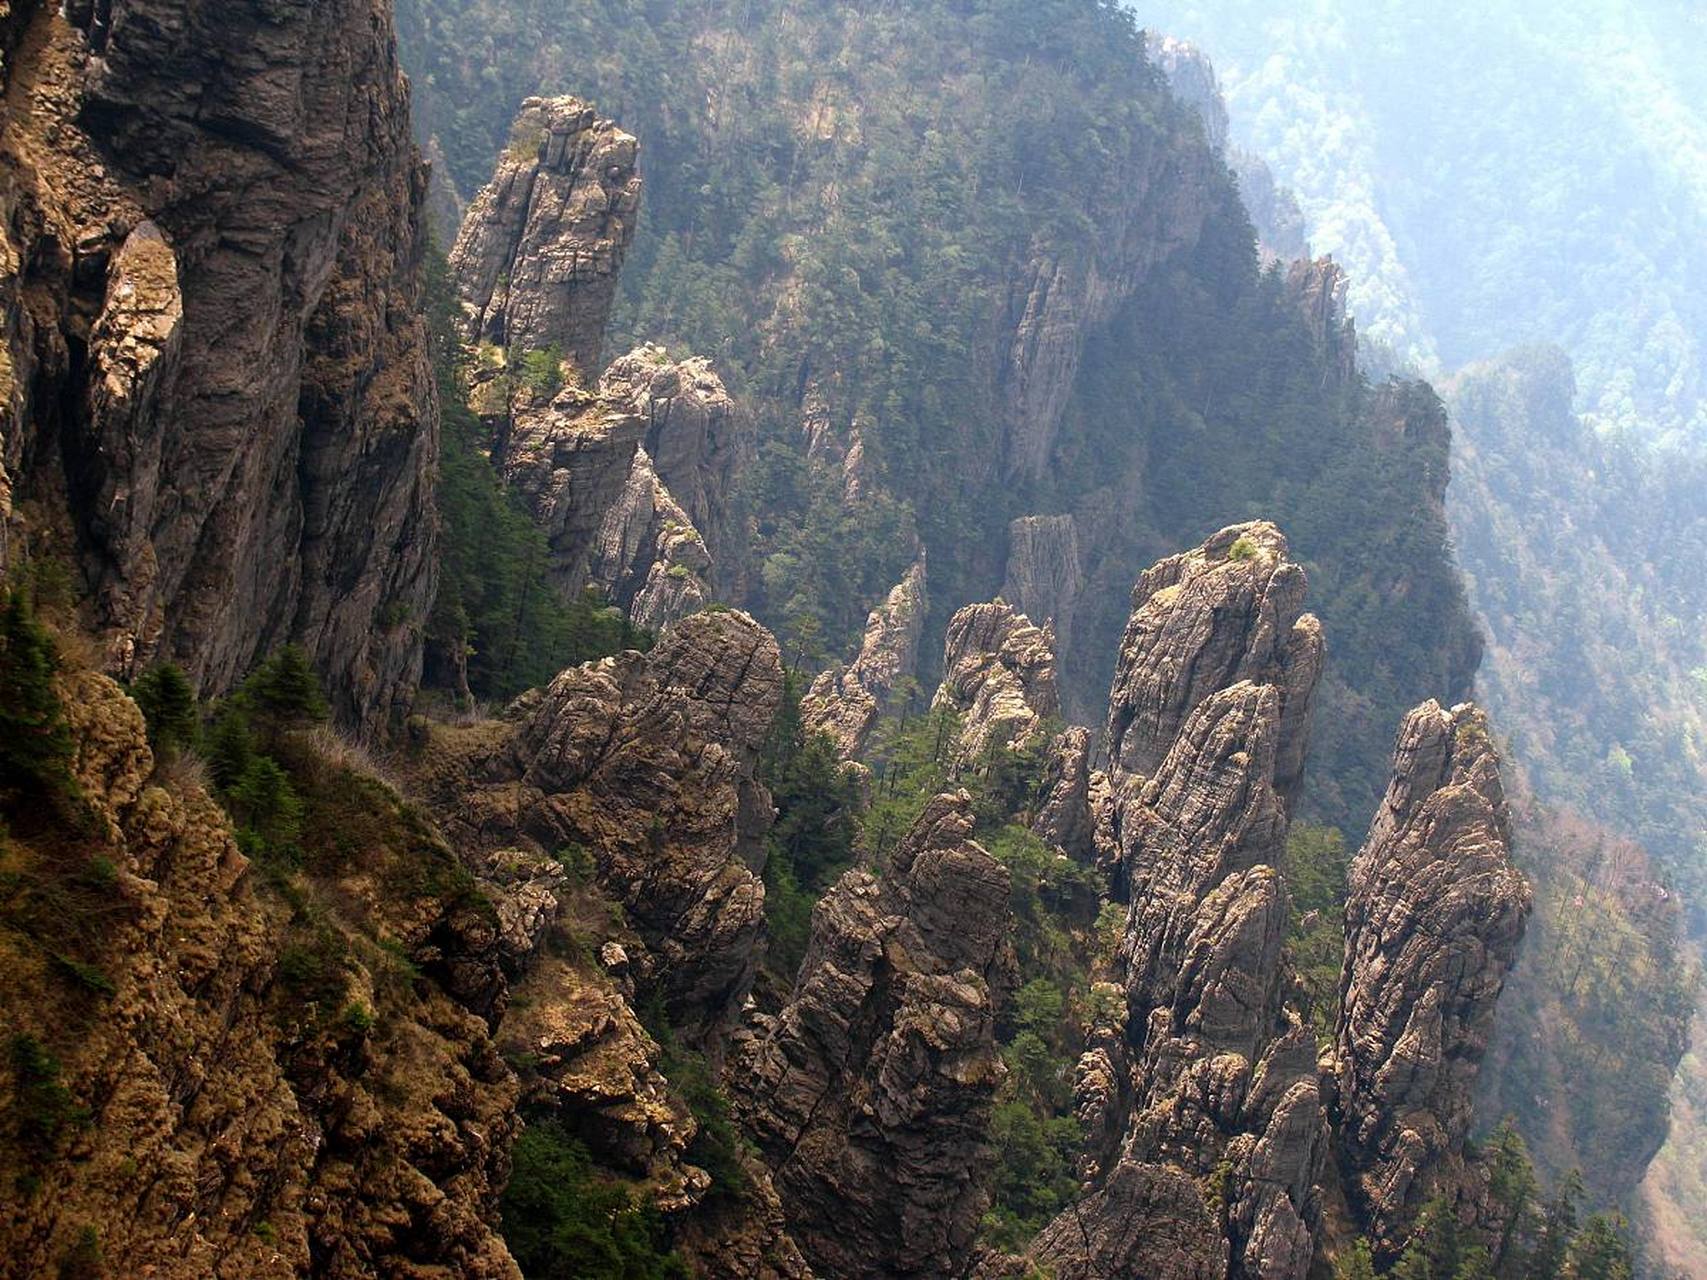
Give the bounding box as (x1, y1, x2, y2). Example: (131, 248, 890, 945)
(983, 523, 1523, 1280)
(734, 791, 1017, 1278)
(447, 95, 640, 378)
(1016, 524, 1327, 1280)
(801, 553, 929, 759)
(1332, 701, 1531, 1256)
(0, 0, 437, 728)
(0, 669, 520, 1277)
(999, 515, 1082, 663)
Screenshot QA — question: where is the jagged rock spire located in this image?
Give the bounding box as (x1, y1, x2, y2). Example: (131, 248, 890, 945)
(734, 791, 1016, 1278)
(1332, 700, 1531, 1256)
(800, 553, 929, 759)
(448, 95, 641, 377)
(1006, 522, 1327, 1280)
(1106, 522, 1323, 809)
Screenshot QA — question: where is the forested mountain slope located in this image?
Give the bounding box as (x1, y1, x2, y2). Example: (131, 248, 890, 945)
(1139, 0, 1707, 446)
(0, 1, 1651, 1277)
(396, 0, 1480, 838)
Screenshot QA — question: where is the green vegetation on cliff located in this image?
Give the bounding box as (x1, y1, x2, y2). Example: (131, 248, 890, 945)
(398, 0, 1481, 841)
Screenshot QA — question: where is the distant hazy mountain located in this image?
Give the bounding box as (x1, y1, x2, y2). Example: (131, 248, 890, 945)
(1134, 0, 1707, 445)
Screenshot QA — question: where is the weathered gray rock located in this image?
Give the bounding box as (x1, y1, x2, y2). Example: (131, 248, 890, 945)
(801, 553, 929, 758)
(999, 120, 1218, 482)
(734, 792, 1016, 1279)
(448, 96, 641, 377)
(1107, 521, 1323, 808)
(933, 600, 1061, 762)
(603, 343, 751, 568)
(1033, 724, 1098, 860)
(1017, 524, 1327, 1280)
(1332, 701, 1531, 1256)
(1288, 258, 1358, 388)
(1001, 514, 1083, 660)
(1, 0, 437, 729)
(424, 610, 784, 1037)
(588, 446, 712, 631)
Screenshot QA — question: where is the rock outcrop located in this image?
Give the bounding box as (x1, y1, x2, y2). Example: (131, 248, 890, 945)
(1331, 701, 1531, 1255)
(603, 343, 751, 569)
(496, 345, 747, 629)
(0, 670, 519, 1277)
(448, 96, 641, 377)
(416, 609, 784, 1036)
(1001, 514, 1083, 662)
(1106, 522, 1324, 811)
(801, 553, 929, 758)
(933, 600, 1062, 762)
(0, 0, 437, 728)
(734, 792, 1016, 1278)
(1011, 524, 1328, 1280)
(1147, 35, 1230, 153)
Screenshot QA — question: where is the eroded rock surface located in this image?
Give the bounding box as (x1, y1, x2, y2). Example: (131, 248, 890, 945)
(604, 343, 752, 568)
(0, 0, 437, 728)
(1107, 521, 1323, 808)
(1017, 524, 1327, 1280)
(418, 609, 784, 1036)
(1001, 514, 1083, 661)
(0, 671, 519, 1278)
(448, 95, 640, 377)
(1332, 701, 1531, 1255)
(933, 600, 1061, 762)
(734, 792, 1016, 1279)
(801, 553, 929, 758)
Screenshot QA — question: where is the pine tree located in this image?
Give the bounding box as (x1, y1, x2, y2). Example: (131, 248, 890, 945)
(0, 588, 74, 804)
(130, 664, 199, 758)
(1565, 1215, 1634, 1280)
(1334, 1241, 1377, 1280)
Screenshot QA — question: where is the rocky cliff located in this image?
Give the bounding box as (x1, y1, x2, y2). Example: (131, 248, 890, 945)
(447, 95, 640, 378)
(409, 609, 784, 1037)
(979, 523, 1523, 1280)
(449, 100, 750, 632)
(734, 791, 1017, 1278)
(1331, 701, 1531, 1256)
(1008, 524, 1327, 1280)
(0, 664, 519, 1276)
(801, 553, 929, 759)
(0, 0, 437, 729)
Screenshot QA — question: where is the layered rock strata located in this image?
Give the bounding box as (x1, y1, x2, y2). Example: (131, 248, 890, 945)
(1106, 521, 1324, 812)
(801, 553, 929, 758)
(416, 609, 784, 1036)
(448, 95, 640, 377)
(734, 792, 1017, 1278)
(933, 600, 1062, 762)
(1331, 701, 1531, 1254)
(1001, 515, 1083, 663)
(0, 0, 437, 728)
(1009, 523, 1328, 1280)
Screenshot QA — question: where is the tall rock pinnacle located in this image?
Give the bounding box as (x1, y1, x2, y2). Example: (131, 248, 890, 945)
(1332, 701, 1531, 1255)
(448, 96, 642, 378)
